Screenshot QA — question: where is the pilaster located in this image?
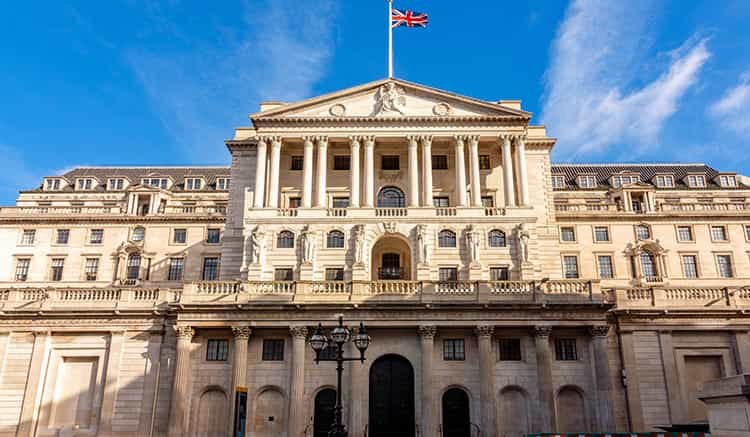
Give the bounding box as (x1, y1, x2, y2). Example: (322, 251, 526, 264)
(476, 325, 497, 437)
(589, 325, 614, 431)
(168, 325, 194, 437)
(533, 326, 554, 432)
(100, 330, 126, 435)
(288, 326, 308, 437)
(419, 325, 437, 436)
(17, 330, 50, 437)
(230, 326, 251, 435)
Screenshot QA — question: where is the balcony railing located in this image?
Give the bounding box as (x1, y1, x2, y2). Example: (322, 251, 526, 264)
(613, 286, 750, 310)
(658, 202, 750, 212)
(378, 267, 405, 280)
(0, 206, 124, 215)
(0, 287, 171, 312)
(375, 207, 407, 217)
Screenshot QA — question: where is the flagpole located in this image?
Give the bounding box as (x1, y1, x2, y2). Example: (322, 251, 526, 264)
(388, 0, 393, 78)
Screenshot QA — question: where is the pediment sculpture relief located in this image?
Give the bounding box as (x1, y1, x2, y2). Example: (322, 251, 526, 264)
(373, 82, 406, 116)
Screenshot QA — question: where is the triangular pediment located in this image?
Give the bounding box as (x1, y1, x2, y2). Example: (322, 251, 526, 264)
(250, 78, 530, 122)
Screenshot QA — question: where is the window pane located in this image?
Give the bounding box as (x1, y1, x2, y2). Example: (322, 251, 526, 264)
(481, 196, 494, 207)
(597, 255, 613, 279)
(90, 229, 104, 244)
(327, 231, 345, 248)
(746, 226, 750, 241)
(173, 229, 187, 244)
(682, 255, 698, 278)
(443, 339, 465, 361)
(51, 258, 65, 281)
(433, 197, 449, 207)
(127, 254, 141, 280)
(432, 155, 448, 170)
(206, 339, 229, 361)
(499, 338, 522, 361)
(677, 226, 693, 241)
(291, 156, 304, 170)
(552, 176, 565, 188)
(594, 227, 609, 242)
(640, 252, 657, 278)
(560, 227, 575, 242)
(377, 187, 405, 207)
(168, 258, 184, 281)
(132, 227, 145, 242)
(202, 257, 219, 280)
(711, 226, 727, 241)
(636, 225, 650, 240)
(334, 155, 350, 170)
(478, 155, 491, 170)
(85, 258, 99, 281)
(438, 230, 456, 247)
(332, 197, 350, 208)
(488, 230, 506, 247)
(277, 231, 295, 248)
(717, 255, 733, 278)
(15, 259, 30, 281)
(206, 229, 221, 244)
(262, 339, 285, 361)
(439, 267, 458, 282)
(555, 338, 578, 361)
(563, 256, 578, 278)
(381, 155, 399, 170)
(289, 197, 301, 208)
(325, 268, 344, 281)
(490, 267, 509, 281)
(21, 230, 35, 245)
(56, 229, 70, 244)
(274, 268, 294, 281)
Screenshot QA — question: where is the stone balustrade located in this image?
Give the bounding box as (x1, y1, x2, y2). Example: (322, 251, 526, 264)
(658, 202, 750, 212)
(612, 286, 750, 310)
(0, 206, 124, 216)
(0, 287, 172, 313)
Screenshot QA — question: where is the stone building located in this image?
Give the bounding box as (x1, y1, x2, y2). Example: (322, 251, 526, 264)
(0, 78, 748, 437)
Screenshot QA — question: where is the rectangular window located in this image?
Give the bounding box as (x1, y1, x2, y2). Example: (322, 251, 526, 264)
(443, 339, 465, 361)
(291, 156, 304, 170)
(479, 155, 491, 170)
(51, 258, 65, 281)
(21, 229, 35, 245)
(677, 226, 693, 242)
(202, 257, 219, 280)
(332, 197, 350, 208)
(173, 228, 187, 244)
(15, 259, 30, 282)
(499, 338, 522, 361)
(711, 225, 728, 241)
(717, 255, 733, 278)
(432, 155, 448, 170)
(597, 255, 614, 279)
(552, 176, 565, 189)
(433, 197, 449, 207)
(490, 267, 509, 281)
(655, 175, 674, 188)
(325, 268, 344, 281)
(578, 175, 596, 188)
(89, 229, 104, 244)
(108, 178, 125, 190)
(262, 339, 285, 361)
(206, 228, 221, 244)
(746, 225, 750, 241)
(185, 178, 202, 190)
(719, 175, 737, 187)
(555, 338, 578, 361)
(84, 258, 99, 281)
(481, 196, 494, 208)
(168, 258, 185, 281)
(381, 155, 400, 170)
(288, 197, 301, 209)
(594, 226, 610, 242)
(56, 229, 70, 245)
(681, 255, 698, 278)
(76, 179, 93, 190)
(142, 178, 168, 189)
(560, 227, 576, 242)
(334, 155, 350, 170)
(274, 268, 294, 281)
(687, 175, 706, 188)
(45, 179, 61, 190)
(563, 256, 579, 279)
(206, 339, 229, 361)
(439, 267, 458, 282)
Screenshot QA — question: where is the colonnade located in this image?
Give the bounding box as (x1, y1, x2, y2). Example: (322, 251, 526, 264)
(252, 134, 531, 210)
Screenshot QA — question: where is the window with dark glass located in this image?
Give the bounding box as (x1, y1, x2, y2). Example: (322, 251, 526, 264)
(635, 225, 650, 240)
(89, 229, 104, 244)
(325, 268, 344, 281)
(21, 229, 35, 245)
(290, 156, 304, 170)
(262, 339, 285, 361)
(274, 268, 294, 281)
(439, 267, 458, 282)
(481, 196, 494, 207)
(327, 230, 345, 248)
(597, 255, 613, 279)
(563, 256, 579, 279)
(711, 225, 728, 241)
(289, 197, 301, 209)
(490, 267, 509, 281)
(127, 254, 141, 280)
(594, 226, 609, 242)
(206, 228, 221, 244)
(479, 155, 491, 170)
(432, 155, 448, 170)
(334, 155, 350, 170)
(202, 257, 219, 280)
(206, 339, 229, 361)
(640, 251, 657, 278)
(677, 226, 693, 242)
(377, 187, 405, 208)
(433, 197, 449, 207)
(381, 155, 400, 170)
(51, 258, 65, 281)
(332, 197, 350, 208)
(499, 338, 522, 361)
(443, 339, 465, 361)
(555, 338, 578, 361)
(746, 225, 750, 241)
(682, 255, 698, 278)
(560, 227, 575, 242)
(277, 231, 295, 248)
(56, 229, 70, 245)
(488, 230, 506, 247)
(15, 259, 30, 282)
(132, 227, 145, 242)
(168, 258, 184, 281)
(717, 255, 733, 278)
(438, 230, 456, 248)
(173, 228, 187, 244)
(85, 258, 99, 281)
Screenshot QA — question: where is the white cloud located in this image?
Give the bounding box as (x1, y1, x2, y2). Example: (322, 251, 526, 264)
(128, 0, 339, 162)
(541, 0, 711, 160)
(709, 71, 750, 134)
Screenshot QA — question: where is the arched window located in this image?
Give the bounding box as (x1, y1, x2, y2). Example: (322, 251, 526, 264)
(488, 229, 506, 247)
(131, 226, 145, 242)
(127, 253, 141, 280)
(327, 230, 345, 248)
(377, 187, 405, 208)
(438, 230, 456, 248)
(635, 224, 650, 240)
(277, 231, 295, 249)
(640, 250, 657, 278)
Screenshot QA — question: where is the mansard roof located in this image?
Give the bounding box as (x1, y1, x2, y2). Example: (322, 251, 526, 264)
(551, 163, 747, 190)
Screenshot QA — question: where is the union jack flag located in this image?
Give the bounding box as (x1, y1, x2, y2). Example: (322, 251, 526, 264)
(391, 8, 428, 28)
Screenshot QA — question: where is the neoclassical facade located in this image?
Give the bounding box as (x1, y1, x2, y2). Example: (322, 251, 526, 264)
(0, 78, 748, 437)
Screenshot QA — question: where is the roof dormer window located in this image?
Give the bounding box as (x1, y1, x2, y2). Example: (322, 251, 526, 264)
(142, 178, 168, 189)
(686, 175, 706, 188)
(552, 176, 566, 189)
(76, 178, 95, 190)
(654, 175, 674, 188)
(185, 178, 203, 190)
(718, 174, 737, 188)
(107, 178, 125, 190)
(611, 175, 639, 188)
(216, 177, 230, 190)
(577, 175, 597, 189)
(44, 179, 61, 191)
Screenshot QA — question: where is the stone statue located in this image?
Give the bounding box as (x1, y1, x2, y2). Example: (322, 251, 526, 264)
(353, 225, 366, 265)
(416, 224, 429, 264)
(467, 225, 481, 265)
(249, 225, 266, 265)
(374, 82, 406, 115)
(517, 224, 530, 263)
(300, 225, 316, 264)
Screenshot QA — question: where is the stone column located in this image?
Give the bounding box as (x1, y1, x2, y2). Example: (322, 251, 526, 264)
(408, 136, 420, 207)
(421, 136, 434, 207)
(534, 326, 554, 432)
(363, 136, 375, 207)
(253, 138, 268, 208)
(590, 325, 614, 430)
(454, 136, 468, 207)
(350, 136, 361, 207)
(302, 137, 314, 208)
(476, 325, 498, 437)
(230, 326, 251, 434)
(168, 325, 194, 437)
(17, 330, 50, 437)
(500, 135, 516, 207)
(100, 330, 125, 435)
(419, 326, 437, 436)
(515, 136, 530, 206)
(288, 326, 308, 437)
(468, 136, 482, 207)
(267, 137, 282, 208)
(315, 137, 329, 208)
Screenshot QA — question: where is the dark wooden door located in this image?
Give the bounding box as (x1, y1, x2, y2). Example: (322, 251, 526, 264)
(442, 388, 470, 437)
(314, 389, 336, 437)
(369, 355, 415, 437)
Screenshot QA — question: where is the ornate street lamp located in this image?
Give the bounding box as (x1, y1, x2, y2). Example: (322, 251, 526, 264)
(310, 315, 371, 437)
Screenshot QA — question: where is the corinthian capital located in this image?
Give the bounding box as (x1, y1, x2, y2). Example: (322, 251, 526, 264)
(454, 134, 468, 144)
(290, 326, 308, 339)
(588, 325, 610, 337)
(419, 135, 433, 146)
(418, 325, 437, 339)
(269, 136, 283, 146)
(174, 325, 195, 340)
(232, 326, 252, 339)
(315, 136, 329, 146)
(406, 135, 419, 144)
(534, 326, 552, 338)
(474, 325, 495, 338)
(349, 135, 363, 146)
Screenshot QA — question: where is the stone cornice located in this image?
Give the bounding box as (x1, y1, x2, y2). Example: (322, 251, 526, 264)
(0, 216, 225, 225)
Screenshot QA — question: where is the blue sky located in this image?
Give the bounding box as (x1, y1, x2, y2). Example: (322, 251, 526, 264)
(1, 0, 750, 204)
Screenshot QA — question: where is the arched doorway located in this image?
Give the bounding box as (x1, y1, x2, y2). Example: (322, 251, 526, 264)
(442, 388, 470, 437)
(370, 235, 412, 280)
(377, 186, 405, 208)
(369, 355, 415, 437)
(313, 388, 336, 437)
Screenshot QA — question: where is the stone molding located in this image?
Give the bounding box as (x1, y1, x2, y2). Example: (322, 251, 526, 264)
(418, 325, 437, 339)
(232, 326, 252, 339)
(290, 326, 308, 339)
(474, 325, 494, 338)
(534, 326, 552, 338)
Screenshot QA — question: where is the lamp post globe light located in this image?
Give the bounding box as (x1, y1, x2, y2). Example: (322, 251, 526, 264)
(310, 315, 371, 437)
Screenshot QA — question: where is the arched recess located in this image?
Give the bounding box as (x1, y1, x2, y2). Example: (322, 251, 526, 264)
(441, 387, 470, 437)
(253, 386, 285, 437)
(313, 388, 337, 437)
(556, 385, 587, 433)
(196, 387, 228, 437)
(377, 186, 405, 208)
(370, 234, 412, 280)
(499, 386, 530, 437)
(369, 354, 415, 437)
